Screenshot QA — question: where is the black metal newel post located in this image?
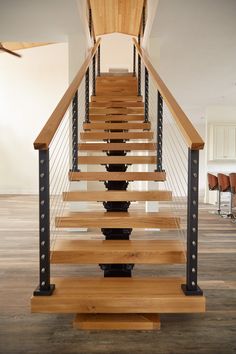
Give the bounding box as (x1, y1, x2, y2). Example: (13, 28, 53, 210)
(92, 55, 96, 96)
(182, 149, 203, 296)
(144, 67, 149, 122)
(133, 45, 136, 77)
(71, 91, 79, 171)
(156, 90, 163, 172)
(34, 149, 55, 296)
(85, 68, 90, 123)
(97, 45, 101, 76)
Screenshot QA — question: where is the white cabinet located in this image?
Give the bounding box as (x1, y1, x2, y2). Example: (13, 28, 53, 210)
(208, 123, 236, 161)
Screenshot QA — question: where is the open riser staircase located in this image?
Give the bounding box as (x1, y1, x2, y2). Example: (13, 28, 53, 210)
(31, 10, 205, 330)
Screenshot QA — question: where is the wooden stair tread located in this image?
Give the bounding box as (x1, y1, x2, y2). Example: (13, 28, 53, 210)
(63, 190, 172, 201)
(91, 95, 143, 102)
(51, 240, 185, 264)
(80, 131, 153, 140)
(31, 277, 206, 314)
(55, 211, 180, 229)
(69, 171, 166, 181)
(83, 122, 150, 130)
(89, 108, 143, 115)
(73, 313, 161, 330)
(89, 115, 144, 121)
(90, 102, 143, 108)
(78, 143, 157, 151)
(77, 156, 157, 164)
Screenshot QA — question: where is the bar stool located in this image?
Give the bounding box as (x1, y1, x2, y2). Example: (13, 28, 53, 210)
(207, 173, 220, 214)
(217, 173, 232, 217)
(229, 173, 236, 219)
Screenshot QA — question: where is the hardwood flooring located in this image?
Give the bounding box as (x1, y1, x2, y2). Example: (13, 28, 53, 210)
(0, 195, 235, 354)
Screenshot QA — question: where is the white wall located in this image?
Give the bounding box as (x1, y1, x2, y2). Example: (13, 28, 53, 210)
(0, 43, 68, 194)
(99, 33, 133, 73)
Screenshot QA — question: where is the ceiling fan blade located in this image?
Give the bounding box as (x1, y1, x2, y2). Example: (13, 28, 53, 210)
(0, 43, 22, 57)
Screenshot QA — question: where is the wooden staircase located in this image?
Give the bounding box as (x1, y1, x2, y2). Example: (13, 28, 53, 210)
(31, 74, 205, 330)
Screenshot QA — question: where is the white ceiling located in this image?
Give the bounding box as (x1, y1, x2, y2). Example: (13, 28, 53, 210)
(149, 0, 236, 123)
(0, 0, 84, 41)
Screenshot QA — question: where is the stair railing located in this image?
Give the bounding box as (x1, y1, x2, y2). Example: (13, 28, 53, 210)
(33, 39, 101, 296)
(133, 38, 204, 296)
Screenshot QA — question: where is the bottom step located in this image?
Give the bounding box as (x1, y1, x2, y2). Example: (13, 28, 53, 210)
(31, 277, 205, 314)
(73, 313, 161, 331)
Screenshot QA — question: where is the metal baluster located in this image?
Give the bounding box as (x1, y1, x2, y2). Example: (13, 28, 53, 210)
(133, 45, 136, 77)
(85, 68, 90, 123)
(92, 55, 96, 96)
(144, 67, 149, 123)
(71, 91, 79, 171)
(97, 45, 101, 76)
(142, 6, 146, 35)
(89, 8, 92, 37)
(138, 54, 141, 96)
(156, 91, 163, 171)
(182, 149, 203, 296)
(34, 149, 55, 296)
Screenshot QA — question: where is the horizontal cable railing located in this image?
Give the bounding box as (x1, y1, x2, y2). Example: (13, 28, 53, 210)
(33, 38, 101, 296)
(133, 38, 204, 296)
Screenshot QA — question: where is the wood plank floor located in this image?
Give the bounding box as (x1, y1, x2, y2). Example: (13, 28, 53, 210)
(0, 195, 235, 354)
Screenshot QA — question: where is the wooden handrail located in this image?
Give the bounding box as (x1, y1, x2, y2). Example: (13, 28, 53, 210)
(133, 38, 204, 150)
(34, 38, 101, 150)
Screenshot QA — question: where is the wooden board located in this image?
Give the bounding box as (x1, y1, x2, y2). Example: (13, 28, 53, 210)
(68, 171, 166, 181)
(80, 131, 153, 140)
(83, 122, 150, 130)
(77, 156, 157, 164)
(91, 95, 143, 102)
(89, 115, 144, 121)
(78, 142, 157, 150)
(73, 313, 161, 330)
(31, 277, 206, 314)
(55, 211, 180, 229)
(51, 240, 185, 264)
(89, 108, 143, 115)
(90, 0, 144, 36)
(90, 102, 143, 107)
(62, 190, 172, 201)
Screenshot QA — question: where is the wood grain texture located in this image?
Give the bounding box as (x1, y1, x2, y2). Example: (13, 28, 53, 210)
(90, 101, 143, 107)
(68, 171, 166, 181)
(90, 0, 144, 36)
(89, 114, 144, 121)
(33, 39, 101, 150)
(83, 122, 149, 130)
(31, 277, 205, 313)
(73, 313, 161, 330)
(51, 240, 185, 264)
(0, 195, 235, 352)
(89, 107, 144, 115)
(80, 131, 153, 140)
(133, 38, 204, 150)
(78, 142, 157, 150)
(77, 155, 157, 164)
(55, 211, 180, 229)
(62, 190, 172, 201)
(91, 95, 143, 102)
